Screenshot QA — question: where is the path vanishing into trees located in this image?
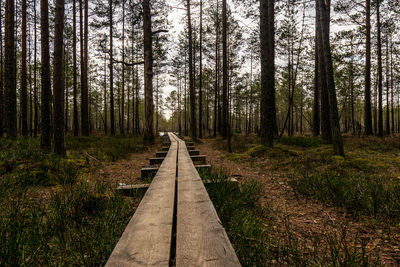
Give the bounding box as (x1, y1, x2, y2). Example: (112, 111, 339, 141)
(106, 132, 240, 266)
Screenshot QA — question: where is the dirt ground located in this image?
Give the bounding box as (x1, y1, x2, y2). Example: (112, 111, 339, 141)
(197, 140, 400, 265)
(87, 144, 159, 186)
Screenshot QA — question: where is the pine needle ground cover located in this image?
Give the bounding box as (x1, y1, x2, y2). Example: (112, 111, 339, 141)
(199, 135, 400, 265)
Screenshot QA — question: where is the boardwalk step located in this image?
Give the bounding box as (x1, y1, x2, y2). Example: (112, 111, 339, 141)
(117, 178, 238, 193)
(191, 155, 206, 164)
(186, 146, 195, 150)
(186, 142, 194, 146)
(156, 151, 167, 158)
(141, 164, 211, 180)
(188, 150, 200, 156)
(149, 157, 164, 165)
(159, 146, 169, 152)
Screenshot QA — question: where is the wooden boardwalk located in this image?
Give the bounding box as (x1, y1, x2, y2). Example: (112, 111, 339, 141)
(106, 133, 240, 267)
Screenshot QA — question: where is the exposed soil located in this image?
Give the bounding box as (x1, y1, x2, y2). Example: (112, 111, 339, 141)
(87, 144, 159, 186)
(197, 139, 400, 265)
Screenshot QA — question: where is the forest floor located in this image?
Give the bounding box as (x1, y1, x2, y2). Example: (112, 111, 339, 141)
(0, 135, 157, 266)
(197, 135, 400, 265)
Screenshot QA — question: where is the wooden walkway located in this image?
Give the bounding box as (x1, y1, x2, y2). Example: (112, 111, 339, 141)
(106, 133, 240, 266)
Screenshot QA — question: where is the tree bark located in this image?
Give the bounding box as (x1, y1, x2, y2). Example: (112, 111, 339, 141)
(222, 0, 228, 139)
(121, 0, 125, 134)
(143, 0, 154, 141)
(53, 0, 65, 155)
(81, 0, 89, 135)
(33, 0, 38, 137)
(72, 0, 79, 136)
(364, 0, 372, 135)
(109, 0, 115, 135)
(199, 0, 203, 138)
(317, 0, 344, 156)
(187, 0, 196, 138)
(259, 0, 276, 147)
(376, 0, 383, 137)
(4, 0, 16, 138)
(312, 7, 320, 137)
(21, 0, 28, 136)
(316, 0, 331, 143)
(40, 0, 51, 149)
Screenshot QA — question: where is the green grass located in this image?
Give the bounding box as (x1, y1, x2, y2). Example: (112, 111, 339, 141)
(0, 181, 138, 266)
(290, 171, 400, 221)
(0, 135, 148, 266)
(200, 168, 377, 266)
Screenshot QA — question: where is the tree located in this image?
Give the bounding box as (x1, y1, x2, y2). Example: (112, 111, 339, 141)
(0, 0, 3, 137)
(376, 0, 383, 137)
(109, 0, 115, 135)
(53, 0, 65, 155)
(40, 0, 51, 149)
(81, 0, 89, 136)
(259, 0, 276, 147)
(222, 0, 228, 139)
(73, 0, 79, 136)
(4, 0, 16, 138)
(364, 0, 373, 135)
(199, 0, 203, 138)
(187, 0, 196, 138)
(143, 0, 154, 141)
(21, 0, 28, 136)
(317, 0, 344, 156)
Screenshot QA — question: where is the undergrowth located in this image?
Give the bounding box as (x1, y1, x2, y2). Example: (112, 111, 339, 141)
(0, 135, 147, 265)
(200, 168, 377, 266)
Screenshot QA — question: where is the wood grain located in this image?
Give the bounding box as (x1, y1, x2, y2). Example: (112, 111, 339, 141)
(173, 133, 241, 267)
(105, 133, 177, 267)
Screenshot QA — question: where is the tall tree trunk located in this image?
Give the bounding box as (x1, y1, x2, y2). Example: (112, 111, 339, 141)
(80, 0, 89, 135)
(390, 41, 395, 134)
(109, 0, 115, 135)
(222, 0, 228, 139)
(143, 0, 154, 141)
(65, 45, 69, 133)
(21, 0, 27, 136)
(40, 0, 51, 148)
(72, 0, 78, 136)
(121, 0, 125, 134)
(317, 0, 344, 156)
(364, 0, 372, 135)
(53, 0, 65, 155)
(259, 0, 276, 147)
(312, 12, 320, 137)
(33, 0, 38, 137)
(187, 0, 196, 138)
(0, 0, 4, 137)
(4, 0, 16, 138)
(316, 0, 331, 143)
(213, 0, 219, 137)
(199, 0, 203, 138)
(385, 33, 390, 135)
(135, 63, 139, 134)
(104, 55, 108, 134)
(376, 0, 383, 137)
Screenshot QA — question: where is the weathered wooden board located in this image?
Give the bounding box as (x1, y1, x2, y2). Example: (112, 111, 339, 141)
(188, 150, 200, 156)
(105, 133, 177, 267)
(173, 133, 241, 267)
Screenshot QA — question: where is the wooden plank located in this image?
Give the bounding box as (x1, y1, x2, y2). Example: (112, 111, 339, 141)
(149, 157, 164, 165)
(188, 150, 200, 156)
(173, 133, 241, 266)
(190, 155, 206, 164)
(106, 133, 177, 266)
(156, 151, 168, 158)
